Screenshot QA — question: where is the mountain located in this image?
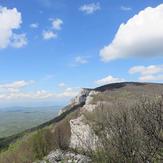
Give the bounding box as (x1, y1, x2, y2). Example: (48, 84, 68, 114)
(0, 82, 163, 163)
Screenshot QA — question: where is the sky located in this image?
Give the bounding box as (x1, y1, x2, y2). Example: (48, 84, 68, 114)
(0, 0, 163, 107)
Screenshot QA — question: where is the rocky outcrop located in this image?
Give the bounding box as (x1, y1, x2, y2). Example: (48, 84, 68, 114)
(58, 89, 102, 151)
(82, 90, 99, 112)
(70, 115, 98, 150)
(58, 89, 91, 116)
(70, 88, 91, 106)
(35, 149, 91, 163)
(69, 90, 100, 150)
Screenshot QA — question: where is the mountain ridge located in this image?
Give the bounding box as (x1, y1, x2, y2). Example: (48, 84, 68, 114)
(1, 82, 163, 150)
(1, 82, 163, 163)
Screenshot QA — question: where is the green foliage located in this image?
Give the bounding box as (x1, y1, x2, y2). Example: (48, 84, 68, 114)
(31, 129, 54, 160)
(0, 128, 55, 163)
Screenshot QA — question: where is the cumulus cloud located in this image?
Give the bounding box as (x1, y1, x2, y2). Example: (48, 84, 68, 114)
(0, 80, 34, 92)
(42, 18, 63, 40)
(95, 75, 125, 85)
(57, 87, 79, 98)
(70, 56, 89, 67)
(0, 80, 79, 103)
(52, 18, 63, 30)
(30, 23, 39, 28)
(75, 56, 88, 64)
(0, 90, 56, 101)
(129, 65, 163, 82)
(129, 65, 163, 75)
(79, 2, 101, 14)
(0, 6, 27, 49)
(0, 88, 79, 102)
(10, 33, 27, 48)
(139, 75, 163, 81)
(42, 30, 57, 40)
(100, 4, 163, 62)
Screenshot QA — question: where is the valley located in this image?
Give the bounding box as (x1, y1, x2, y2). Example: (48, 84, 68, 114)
(0, 106, 61, 138)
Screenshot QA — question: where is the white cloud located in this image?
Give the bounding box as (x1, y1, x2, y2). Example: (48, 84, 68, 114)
(30, 23, 39, 28)
(42, 18, 63, 41)
(57, 87, 79, 98)
(0, 90, 54, 101)
(0, 80, 34, 92)
(52, 18, 63, 30)
(70, 56, 89, 67)
(42, 30, 57, 40)
(10, 33, 27, 48)
(79, 2, 101, 14)
(0, 88, 79, 102)
(139, 75, 163, 81)
(129, 65, 163, 75)
(95, 75, 125, 85)
(100, 4, 163, 62)
(129, 65, 163, 82)
(121, 6, 132, 11)
(0, 80, 79, 103)
(0, 6, 27, 49)
(75, 56, 88, 64)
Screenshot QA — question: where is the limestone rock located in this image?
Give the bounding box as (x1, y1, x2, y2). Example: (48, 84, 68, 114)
(70, 88, 91, 105)
(35, 149, 91, 163)
(58, 88, 91, 116)
(70, 115, 98, 150)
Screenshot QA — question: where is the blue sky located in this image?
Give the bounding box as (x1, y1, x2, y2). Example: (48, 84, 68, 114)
(0, 0, 163, 106)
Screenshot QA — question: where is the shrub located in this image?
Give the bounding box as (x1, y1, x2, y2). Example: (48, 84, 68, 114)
(87, 96, 163, 163)
(53, 119, 71, 150)
(0, 134, 34, 163)
(31, 128, 54, 160)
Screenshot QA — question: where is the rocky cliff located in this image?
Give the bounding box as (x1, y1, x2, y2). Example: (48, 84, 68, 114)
(67, 82, 163, 151)
(37, 82, 163, 163)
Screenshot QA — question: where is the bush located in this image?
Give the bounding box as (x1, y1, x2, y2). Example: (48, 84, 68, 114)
(0, 135, 34, 163)
(31, 128, 54, 160)
(87, 96, 163, 163)
(53, 119, 71, 150)
(0, 127, 60, 163)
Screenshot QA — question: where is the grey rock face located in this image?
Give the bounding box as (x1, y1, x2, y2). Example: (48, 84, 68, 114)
(58, 88, 91, 116)
(69, 90, 100, 150)
(35, 149, 91, 163)
(70, 88, 91, 106)
(70, 115, 98, 150)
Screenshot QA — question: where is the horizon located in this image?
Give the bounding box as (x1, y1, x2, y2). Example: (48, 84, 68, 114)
(0, 0, 163, 107)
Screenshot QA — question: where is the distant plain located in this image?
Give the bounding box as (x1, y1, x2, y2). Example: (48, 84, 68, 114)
(0, 106, 61, 138)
